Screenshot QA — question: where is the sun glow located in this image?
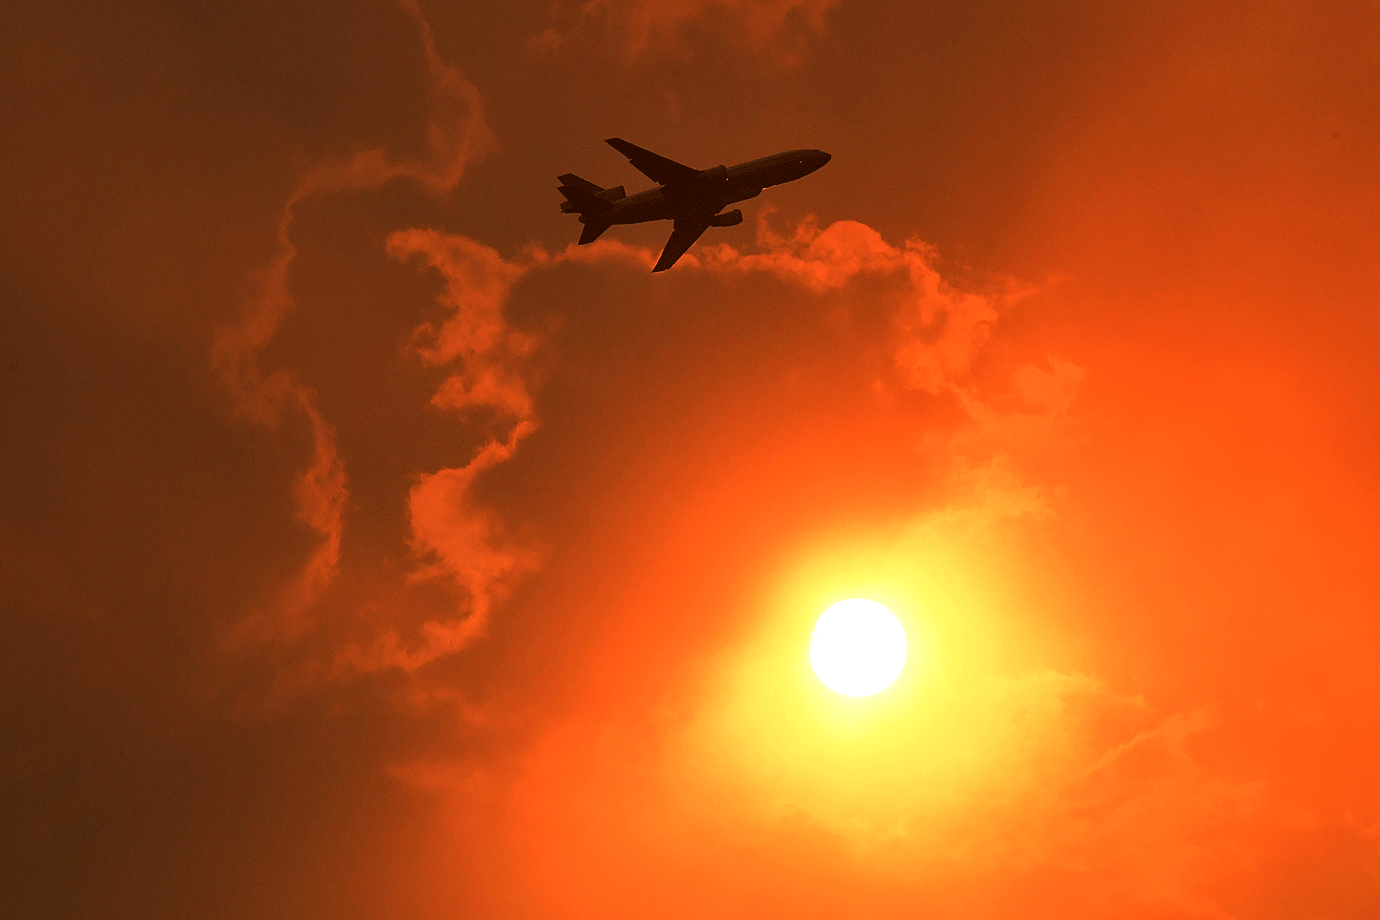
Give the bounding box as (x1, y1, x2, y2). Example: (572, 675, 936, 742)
(809, 598, 908, 696)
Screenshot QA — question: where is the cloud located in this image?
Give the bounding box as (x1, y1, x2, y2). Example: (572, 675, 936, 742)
(376, 212, 1369, 919)
(374, 215, 1156, 914)
(706, 216, 1084, 520)
(212, 1, 493, 659)
(391, 229, 537, 421)
(535, 0, 839, 59)
(573, 215, 1037, 405)
(331, 231, 545, 675)
(700, 216, 1012, 394)
(563, 214, 1079, 509)
(338, 424, 539, 674)
(193, 131, 1370, 910)
(548, 215, 1017, 396)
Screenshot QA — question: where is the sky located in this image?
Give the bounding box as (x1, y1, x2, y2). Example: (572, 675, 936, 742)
(2, 1, 1379, 917)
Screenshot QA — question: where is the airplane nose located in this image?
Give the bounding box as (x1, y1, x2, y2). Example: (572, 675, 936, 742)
(791, 150, 831, 177)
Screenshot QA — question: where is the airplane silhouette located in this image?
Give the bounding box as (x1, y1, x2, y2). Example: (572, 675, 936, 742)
(559, 138, 831, 272)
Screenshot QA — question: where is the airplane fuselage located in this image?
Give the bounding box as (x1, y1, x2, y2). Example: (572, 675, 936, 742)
(559, 140, 830, 271)
(586, 150, 829, 226)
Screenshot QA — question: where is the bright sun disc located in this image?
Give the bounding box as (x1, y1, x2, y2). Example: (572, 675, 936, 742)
(809, 599, 907, 697)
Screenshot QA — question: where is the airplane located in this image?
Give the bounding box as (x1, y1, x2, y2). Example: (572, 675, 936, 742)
(558, 138, 831, 272)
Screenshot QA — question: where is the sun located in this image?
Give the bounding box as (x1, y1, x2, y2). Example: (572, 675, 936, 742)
(809, 599, 908, 697)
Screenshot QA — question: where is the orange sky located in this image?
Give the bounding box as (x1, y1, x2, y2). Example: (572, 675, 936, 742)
(3, 2, 1379, 917)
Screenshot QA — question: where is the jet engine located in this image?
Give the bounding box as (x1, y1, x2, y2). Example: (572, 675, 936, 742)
(708, 209, 743, 227)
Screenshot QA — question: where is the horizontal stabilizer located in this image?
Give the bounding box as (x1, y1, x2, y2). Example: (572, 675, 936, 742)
(558, 173, 602, 195)
(558, 174, 625, 214)
(558, 183, 610, 214)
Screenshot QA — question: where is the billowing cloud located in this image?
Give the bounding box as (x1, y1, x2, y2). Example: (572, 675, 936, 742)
(566, 213, 1077, 494)
(213, 0, 493, 663)
(370, 205, 1378, 917)
(333, 230, 543, 674)
(698, 216, 1014, 394)
(377, 214, 1190, 914)
(392, 230, 537, 421)
(213, 196, 1072, 706)
(338, 425, 538, 674)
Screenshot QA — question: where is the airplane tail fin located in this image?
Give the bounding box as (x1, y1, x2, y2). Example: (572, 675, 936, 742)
(558, 174, 625, 214)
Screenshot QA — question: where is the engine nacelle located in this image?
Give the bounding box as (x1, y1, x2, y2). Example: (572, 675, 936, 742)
(707, 209, 743, 227)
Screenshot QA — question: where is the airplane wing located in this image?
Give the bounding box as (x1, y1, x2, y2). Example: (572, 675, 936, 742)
(653, 216, 711, 272)
(605, 138, 701, 186)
